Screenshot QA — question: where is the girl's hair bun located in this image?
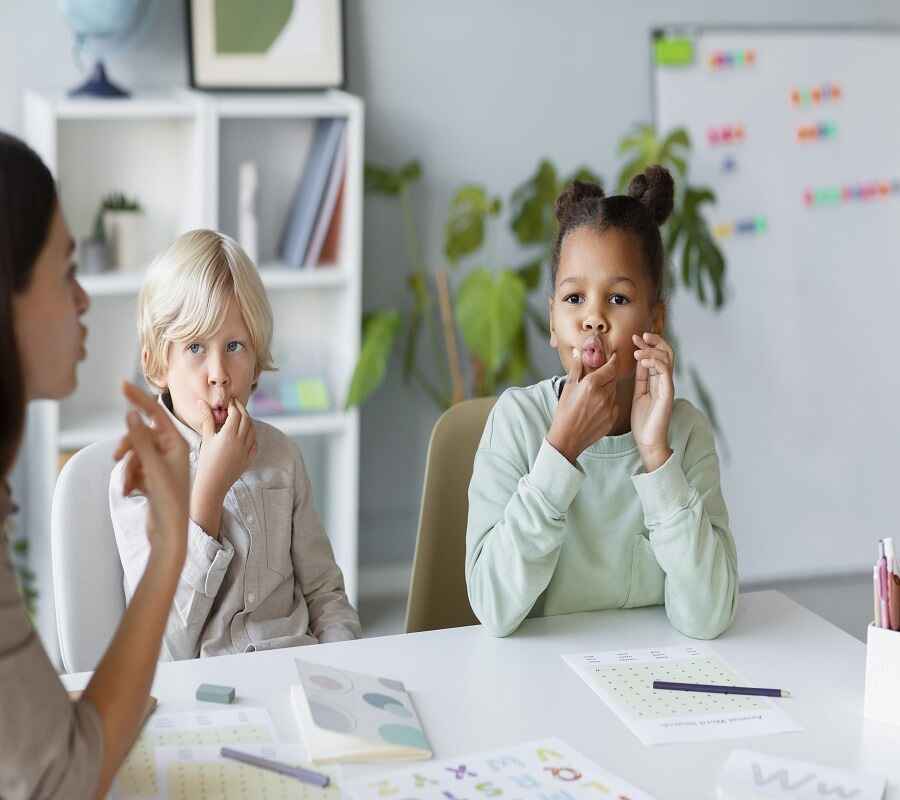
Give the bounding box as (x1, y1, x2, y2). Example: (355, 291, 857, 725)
(554, 179, 605, 224)
(627, 165, 674, 226)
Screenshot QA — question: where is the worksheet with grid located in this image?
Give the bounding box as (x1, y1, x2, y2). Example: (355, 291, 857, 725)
(156, 744, 343, 800)
(110, 707, 278, 798)
(562, 646, 802, 745)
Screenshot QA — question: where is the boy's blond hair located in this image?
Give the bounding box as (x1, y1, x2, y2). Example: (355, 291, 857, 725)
(139, 229, 275, 389)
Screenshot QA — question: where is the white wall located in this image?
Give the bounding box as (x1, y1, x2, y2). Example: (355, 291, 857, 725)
(3, 0, 897, 575)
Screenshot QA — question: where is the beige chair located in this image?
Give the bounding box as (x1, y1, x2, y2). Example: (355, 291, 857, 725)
(405, 396, 496, 633)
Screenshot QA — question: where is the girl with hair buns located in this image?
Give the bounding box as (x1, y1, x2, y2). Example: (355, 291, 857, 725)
(465, 165, 737, 639)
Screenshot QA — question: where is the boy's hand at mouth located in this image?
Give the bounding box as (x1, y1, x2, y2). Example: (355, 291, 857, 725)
(191, 398, 258, 539)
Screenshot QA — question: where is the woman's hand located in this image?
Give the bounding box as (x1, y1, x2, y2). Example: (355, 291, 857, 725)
(631, 332, 675, 473)
(547, 352, 619, 465)
(113, 382, 189, 563)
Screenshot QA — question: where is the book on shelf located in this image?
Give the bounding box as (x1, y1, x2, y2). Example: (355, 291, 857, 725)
(278, 117, 347, 269)
(304, 126, 347, 268)
(318, 176, 344, 266)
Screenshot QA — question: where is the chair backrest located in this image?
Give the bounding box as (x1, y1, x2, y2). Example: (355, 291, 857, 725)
(405, 396, 496, 633)
(51, 438, 125, 674)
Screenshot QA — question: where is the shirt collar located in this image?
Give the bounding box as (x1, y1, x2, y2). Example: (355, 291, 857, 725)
(158, 392, 202, 452)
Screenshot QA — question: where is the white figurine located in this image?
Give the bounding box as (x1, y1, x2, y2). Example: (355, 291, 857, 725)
(238, 161, 259, 262)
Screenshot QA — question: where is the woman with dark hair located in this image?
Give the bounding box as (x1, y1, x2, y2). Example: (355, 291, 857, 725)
(0, 132, 191, 798)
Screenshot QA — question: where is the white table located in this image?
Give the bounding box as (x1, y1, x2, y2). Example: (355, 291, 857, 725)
(63, 591, 900, 799)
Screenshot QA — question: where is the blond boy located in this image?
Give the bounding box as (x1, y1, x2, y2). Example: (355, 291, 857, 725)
(110, 230, 360, 660)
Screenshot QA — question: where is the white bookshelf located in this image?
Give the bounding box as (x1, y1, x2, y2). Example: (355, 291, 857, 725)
(23, 89, 364, 661)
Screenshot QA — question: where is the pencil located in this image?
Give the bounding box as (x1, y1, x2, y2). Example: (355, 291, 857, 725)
(651, 680, 790, 698)
(220, 747, 330, 787)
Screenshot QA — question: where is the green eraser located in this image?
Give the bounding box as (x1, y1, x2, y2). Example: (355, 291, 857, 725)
(654, 37, 695, 66)
(196, 683, 235, 704)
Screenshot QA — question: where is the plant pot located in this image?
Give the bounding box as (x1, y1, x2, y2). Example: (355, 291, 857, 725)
(104, 210, 144, 272)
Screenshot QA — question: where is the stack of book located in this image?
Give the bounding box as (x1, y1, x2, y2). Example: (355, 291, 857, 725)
(278, 117, 347, 269)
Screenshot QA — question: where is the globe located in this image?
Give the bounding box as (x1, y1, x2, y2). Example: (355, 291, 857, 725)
(59, 0, 156, 98)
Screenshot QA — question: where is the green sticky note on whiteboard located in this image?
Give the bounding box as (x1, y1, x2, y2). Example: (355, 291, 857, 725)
(654, 37, 695, 66)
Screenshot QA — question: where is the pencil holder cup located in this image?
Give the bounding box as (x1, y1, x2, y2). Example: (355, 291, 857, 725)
(864, 624, 900, 726)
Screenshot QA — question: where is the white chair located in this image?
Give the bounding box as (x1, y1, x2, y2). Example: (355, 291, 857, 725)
(51, 438, 125, 674)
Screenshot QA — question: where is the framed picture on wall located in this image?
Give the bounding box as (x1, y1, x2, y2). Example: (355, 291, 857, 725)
(186, 0, 344, 90)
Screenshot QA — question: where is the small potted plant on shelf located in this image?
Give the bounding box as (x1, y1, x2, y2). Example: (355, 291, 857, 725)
(101, 192, 144, 272)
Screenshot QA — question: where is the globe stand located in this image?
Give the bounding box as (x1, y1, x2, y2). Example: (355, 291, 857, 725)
(68, 61, 130, 99)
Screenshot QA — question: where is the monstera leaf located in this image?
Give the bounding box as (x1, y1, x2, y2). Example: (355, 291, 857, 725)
(667, 186, 725, 309)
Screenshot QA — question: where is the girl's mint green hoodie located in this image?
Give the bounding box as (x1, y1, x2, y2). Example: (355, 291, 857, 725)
(465, 378, 738, 639)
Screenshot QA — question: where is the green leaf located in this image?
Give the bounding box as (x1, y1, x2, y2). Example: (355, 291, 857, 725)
(401, 272, 429, 380)
(345, 310, 402, 407)
(12, 539, 28, 556)
(510, 160, 560, 246)
(669, 184, 725, 309)
(444, 185, 502, 265)
(455, 268, 527, 373)
(615, 124, 691, 190)
(365, 160, 422, 196)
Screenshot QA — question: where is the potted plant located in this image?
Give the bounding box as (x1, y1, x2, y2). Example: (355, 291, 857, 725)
(101, 192, 144, 272)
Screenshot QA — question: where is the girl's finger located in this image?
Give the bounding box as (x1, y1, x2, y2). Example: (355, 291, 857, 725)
(640, 357, 671, 375)
(633, 348, 671, 366)
(584, 352, 618, 387)
(641, 332, 674, 358)
(567, 347, 584, 387)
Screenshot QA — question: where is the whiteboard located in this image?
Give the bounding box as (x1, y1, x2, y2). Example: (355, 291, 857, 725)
(654, 29, 900, 582)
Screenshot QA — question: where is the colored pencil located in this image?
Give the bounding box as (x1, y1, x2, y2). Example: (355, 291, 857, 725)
(651, 680, 790, 698)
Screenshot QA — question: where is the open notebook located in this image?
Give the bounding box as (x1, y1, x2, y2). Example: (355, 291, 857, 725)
(291, 660, 432, 764)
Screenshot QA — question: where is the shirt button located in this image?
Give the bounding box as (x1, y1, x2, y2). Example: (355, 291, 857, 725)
(247, 514, 254, 524)
(248, 593, 256, 604)
(189, 452, 197, 463)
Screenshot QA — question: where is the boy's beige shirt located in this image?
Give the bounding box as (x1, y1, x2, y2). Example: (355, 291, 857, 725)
(110, 397, 360, 660)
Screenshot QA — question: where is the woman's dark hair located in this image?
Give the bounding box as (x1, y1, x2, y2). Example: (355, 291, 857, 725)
(0, 133, 57, 478)
(551, 165, 675, 303)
